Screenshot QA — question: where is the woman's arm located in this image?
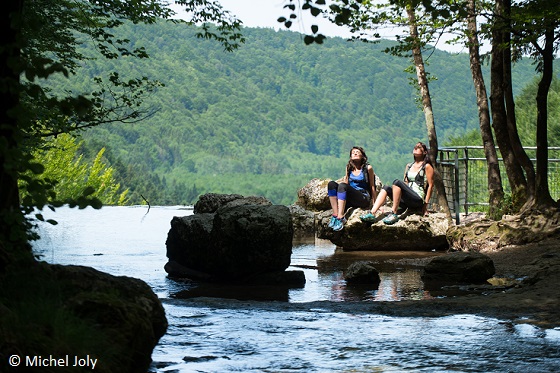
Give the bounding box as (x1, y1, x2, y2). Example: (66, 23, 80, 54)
(342, 167, 349, 183)
(423, 164, 435, 214)
(367, 164, 377, 200)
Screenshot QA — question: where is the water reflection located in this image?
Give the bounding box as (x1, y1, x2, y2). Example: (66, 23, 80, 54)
(170, 240, 444, 303)
(288, 241, 443, 303)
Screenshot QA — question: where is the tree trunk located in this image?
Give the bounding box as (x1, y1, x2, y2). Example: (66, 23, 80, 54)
(533, 28, 557, 208)
(466, 0, 504, 220)
(406, 4, 452, 221)
(490, 0, 527, 212)
(502, 0, 536, 208)
(1, 0, 30, 270)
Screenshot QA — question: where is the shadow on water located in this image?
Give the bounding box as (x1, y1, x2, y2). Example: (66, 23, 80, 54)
(171, 237, 447, 303)
(172, 283, 292, 302)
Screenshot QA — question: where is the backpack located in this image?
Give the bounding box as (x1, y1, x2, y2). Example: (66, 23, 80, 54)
(404, 162, 427, 192)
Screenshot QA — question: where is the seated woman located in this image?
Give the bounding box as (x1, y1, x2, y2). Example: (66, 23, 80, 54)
(327, 146, 377, 231)
(361, 142, 434, 225)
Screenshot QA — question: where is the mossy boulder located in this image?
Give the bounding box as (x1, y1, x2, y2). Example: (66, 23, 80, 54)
(447, 209, 560, 251)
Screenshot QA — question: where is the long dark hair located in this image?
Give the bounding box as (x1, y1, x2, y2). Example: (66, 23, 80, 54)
(346, 146, 368, 176)
(414, 142, 431, 167)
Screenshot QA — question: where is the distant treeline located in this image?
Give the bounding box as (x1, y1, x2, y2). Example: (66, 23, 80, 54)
(48, 22, 558, 205)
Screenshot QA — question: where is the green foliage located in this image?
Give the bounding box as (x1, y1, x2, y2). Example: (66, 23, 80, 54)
(58, 23, 551, 206)
(1, 1, 244, 250)
(516, 78, 560, 147)
(21, 134, 129, 206)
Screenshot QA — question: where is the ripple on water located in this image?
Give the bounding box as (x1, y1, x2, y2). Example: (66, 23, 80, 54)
(151, 300, 560, 372)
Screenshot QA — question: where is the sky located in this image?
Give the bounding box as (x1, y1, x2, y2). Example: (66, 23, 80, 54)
(171, 0, 474, 53)
(217, 0, 354, 38)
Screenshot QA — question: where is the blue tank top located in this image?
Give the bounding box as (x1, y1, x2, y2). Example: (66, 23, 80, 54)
(349, 169, 368, 193)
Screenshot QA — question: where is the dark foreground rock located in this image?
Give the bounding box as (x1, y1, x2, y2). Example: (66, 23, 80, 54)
(166, 193, 302, 285)
(1, 262, 167, 373)
(49, 264, 167, 372)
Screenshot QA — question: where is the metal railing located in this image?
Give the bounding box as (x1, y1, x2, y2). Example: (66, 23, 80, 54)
(432, 146, 560, 224)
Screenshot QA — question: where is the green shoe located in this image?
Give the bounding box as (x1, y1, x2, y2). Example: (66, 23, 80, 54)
(360, 213, 377, 223)
(332, 218, 344, 231)
(382, 213, 399, 225)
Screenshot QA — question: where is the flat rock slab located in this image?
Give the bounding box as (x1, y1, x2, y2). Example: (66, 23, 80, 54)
(318, 208, 450, 251)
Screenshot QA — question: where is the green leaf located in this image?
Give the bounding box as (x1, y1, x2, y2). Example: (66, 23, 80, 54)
(82, 186, 96, 197)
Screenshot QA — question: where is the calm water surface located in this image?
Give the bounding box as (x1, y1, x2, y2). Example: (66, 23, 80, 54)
(32, 206, 560, 372)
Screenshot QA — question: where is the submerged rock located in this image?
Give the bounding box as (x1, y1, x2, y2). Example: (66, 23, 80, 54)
(421, 251, 495, 285)
(344, 261, 381, 285)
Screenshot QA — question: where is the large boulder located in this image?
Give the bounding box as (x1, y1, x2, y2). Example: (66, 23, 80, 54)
(166, 198, 294, 281)
(194, 193, 271, 214)
(317, 208, 450, 251)
(421, 251, 495, 284)
(49, 264, 167, 373)
(296, 177, 383, 211)
(289, 203, 316, 240)
(296, 178, 331, 211)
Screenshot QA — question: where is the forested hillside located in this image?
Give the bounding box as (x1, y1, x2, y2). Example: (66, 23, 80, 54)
(54, 22, 553, 205)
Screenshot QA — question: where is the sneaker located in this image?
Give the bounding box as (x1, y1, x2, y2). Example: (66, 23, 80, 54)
(332, 218, 344, 231)
(328, 215, 338, 228)
(360, 212, 377, 223)
(382, 213, 399, 225)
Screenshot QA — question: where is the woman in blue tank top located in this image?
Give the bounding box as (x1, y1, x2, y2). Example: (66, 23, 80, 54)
(327, 146, 377, 231)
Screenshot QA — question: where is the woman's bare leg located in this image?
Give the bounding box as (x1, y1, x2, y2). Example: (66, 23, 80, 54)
(391, 185, 402, 214)
(337, 199, 347, 218)
(329, 196, 338, 216)
(370, 189, 388, 214)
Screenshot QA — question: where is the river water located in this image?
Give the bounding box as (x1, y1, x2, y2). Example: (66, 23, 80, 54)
(31, 206, 560, 372)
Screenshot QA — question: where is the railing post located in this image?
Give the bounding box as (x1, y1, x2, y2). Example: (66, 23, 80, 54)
(464, 147, 469, 216)
(454, 150, 460, 225)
